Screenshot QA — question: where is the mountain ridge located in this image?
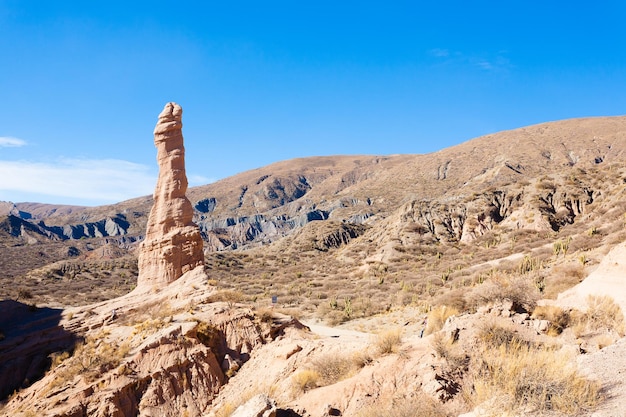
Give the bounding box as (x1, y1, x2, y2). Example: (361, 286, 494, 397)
(1, 114, 625, 293)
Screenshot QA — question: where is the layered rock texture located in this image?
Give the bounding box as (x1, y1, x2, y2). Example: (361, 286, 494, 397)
(137, 102, 204, 288)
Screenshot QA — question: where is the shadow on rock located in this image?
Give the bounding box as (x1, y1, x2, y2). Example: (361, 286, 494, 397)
(0, 299, 77, 400)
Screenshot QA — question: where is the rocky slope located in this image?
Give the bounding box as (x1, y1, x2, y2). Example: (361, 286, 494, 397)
(2, 113, 626, 417)
(4, 116, 626, 252)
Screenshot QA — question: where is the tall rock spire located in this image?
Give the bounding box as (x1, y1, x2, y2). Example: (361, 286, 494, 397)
(137, 102, 204, 287)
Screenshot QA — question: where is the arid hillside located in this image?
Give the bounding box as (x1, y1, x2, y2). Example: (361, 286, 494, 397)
(2, 115, 626, 417)
(2, 115, 626, 308)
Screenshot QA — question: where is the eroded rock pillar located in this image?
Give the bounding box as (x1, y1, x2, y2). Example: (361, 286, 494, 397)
(137, 102, 204, 287)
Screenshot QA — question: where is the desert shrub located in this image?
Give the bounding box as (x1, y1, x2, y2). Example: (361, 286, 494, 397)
(433, 289, 467, 312)
(532, 305, 570, 336)
(310, 353, 357, 385)
(255, 307, 275, 323)
(477, 320, 526, 348)
(133, 317, 170, 337)
(195, 321, 223, 352)
(352, 349, 374, 368)
(49, 351, 71, 368)
(518, 255, 543, 274)
(468, 342, 600, 415)
(48, 332, 131, 388)
(430, 331, 467, 377)
(542, 264, 586, 299)
(594, 333, 616, 350)
(206, 290, 245, 307)
(16, 288, 33, 301)
(431, 331, 452, 360)
(572, 295, 625, 336)
(466, 274, 539, 313)
(291, 369, 321, 393)
(374, 328, 403, 355)
(425, 306, 459, 335)
(357, 395, 450, 417)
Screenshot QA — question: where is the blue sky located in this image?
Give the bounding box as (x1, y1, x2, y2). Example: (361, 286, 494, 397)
(1, 1, 626, 206)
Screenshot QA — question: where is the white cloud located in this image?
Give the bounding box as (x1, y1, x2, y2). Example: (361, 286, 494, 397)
(0, 158, 157, 205)
(429, 48, 511, 73)
(0, 137, 27, 147)
(188, 174, 215, 186)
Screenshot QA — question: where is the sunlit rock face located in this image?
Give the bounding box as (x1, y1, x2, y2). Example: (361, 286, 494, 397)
(137, 102, 204, 288)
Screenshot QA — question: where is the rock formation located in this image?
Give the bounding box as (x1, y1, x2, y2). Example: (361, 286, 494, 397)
(137, 102, 204, 287)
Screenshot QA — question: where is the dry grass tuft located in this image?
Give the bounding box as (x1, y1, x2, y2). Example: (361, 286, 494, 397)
(206, 290, 245, 307)
(468, 341, 600, 415)
(310, 353, 358, 385)
(466, 274, 539, 313)
(292, 350, 366, 394)
(291, 369, 321, 393)
(569, 295, 625, 340)
(477, 320, 526, 349)
(374, 328, 403, 355)
(425, 306, 459, 335)
(357, 395, 450, 417)
(46, 331, 131, 390)
(532, 305, 570, 336)
(542, 264, 586, 299)
(582, 295, 625, 336)
(195, 321, 223, 352)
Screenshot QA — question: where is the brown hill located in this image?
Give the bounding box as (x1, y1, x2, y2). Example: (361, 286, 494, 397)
(2, 115, 626, 416)
(2, 115, 626, 307)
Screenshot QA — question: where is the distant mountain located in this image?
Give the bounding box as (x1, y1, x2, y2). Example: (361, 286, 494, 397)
(3, 115, 626, 305)
(9, 115, 626, 248)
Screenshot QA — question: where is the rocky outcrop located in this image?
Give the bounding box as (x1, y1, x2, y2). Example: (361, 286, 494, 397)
(137, 103, 204, 287)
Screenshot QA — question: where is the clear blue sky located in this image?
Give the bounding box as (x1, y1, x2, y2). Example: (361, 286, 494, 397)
(1, 1, 625, 206)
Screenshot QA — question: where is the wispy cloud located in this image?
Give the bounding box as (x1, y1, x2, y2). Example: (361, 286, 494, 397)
(188, 174, 215, 186)
(429, 48, 511, 73)
(0, 158, 156, 204)
(0, 137, 27, 147)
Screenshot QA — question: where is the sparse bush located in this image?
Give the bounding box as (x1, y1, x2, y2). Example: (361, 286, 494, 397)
(433, 289, 466, 312)
(133, 317, 170, 336)
(532, 305, 570, 336)
(206, 290, 245, 307)
(431, 331, 454, 361)
(466, 274, 539, 313)
(291, 369, 320, 393)
(195, 321, 222, 352)
(255, 307, 275, 323)
(542, 264, 585, 299)
(425, 306, 459, 335)
(357, 395, 450, 417)
(374, 328, 403, 355)
(571, 295, 625, 336)
(47, 332, 131, 389)
(49, 351, 71, 368)
(430, 332, 468, 377)
(468, 342, 600, 415)
(352, 349, 374, 368)
(477, 320, 526, 348)
(16, 289, 33, 302)
(310, 353, 357, 385)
